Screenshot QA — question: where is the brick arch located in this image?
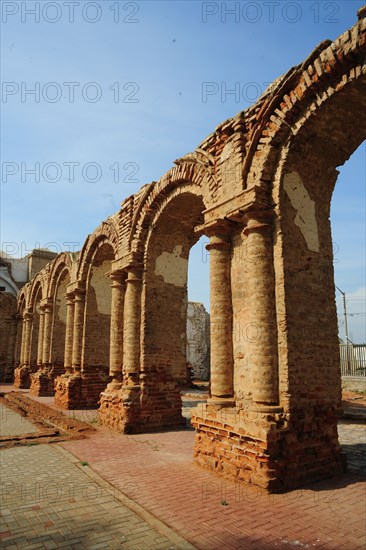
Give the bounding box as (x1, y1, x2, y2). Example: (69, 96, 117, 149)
(17, 288, 27, 312)
(143, 182, 207, 259)
(136, 184, 208, 430)
(76, 218, 119, 285)
(48, 252, 73, 297)
(129, 161, 214, 255)
(28, 274, 45, 311)
(244, 14, 365, 193)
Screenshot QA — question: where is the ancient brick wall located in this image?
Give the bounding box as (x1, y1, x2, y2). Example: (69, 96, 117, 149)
(0, 292, 17, 382)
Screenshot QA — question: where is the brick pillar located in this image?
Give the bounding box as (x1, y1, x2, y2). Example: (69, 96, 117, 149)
(23, 311, 33, 366)
(36, 308, 45, 367)
(41, 300, 53, 368)
(109, 271, 125, 386)
(72, 289, 85, 374)
(206, 232, 234, 402)
(14, 314, 23, 368)
(123, 267, 142, 387)
(63, 292, 75, 375)
(243, 211, 281, 411)
(19, 314, 26, 366)
(99, 266, 141, 431)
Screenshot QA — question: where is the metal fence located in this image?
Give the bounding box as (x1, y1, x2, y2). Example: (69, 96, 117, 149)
(340, 344, 366, 376)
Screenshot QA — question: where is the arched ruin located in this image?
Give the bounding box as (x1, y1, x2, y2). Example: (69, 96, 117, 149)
(9, 9, 366, 491)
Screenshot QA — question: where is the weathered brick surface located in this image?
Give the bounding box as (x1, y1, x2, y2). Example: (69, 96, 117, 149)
(6, 10, 366, 491)
(0, 293, 17, 383)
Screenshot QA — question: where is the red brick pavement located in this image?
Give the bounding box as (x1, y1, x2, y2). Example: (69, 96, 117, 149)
(58, 427, 366, 550)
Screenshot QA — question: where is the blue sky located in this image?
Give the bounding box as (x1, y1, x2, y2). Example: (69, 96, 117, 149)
(1, 0, 365, 341)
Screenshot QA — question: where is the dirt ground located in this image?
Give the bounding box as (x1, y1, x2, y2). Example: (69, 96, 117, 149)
(342, 389, 366, 409)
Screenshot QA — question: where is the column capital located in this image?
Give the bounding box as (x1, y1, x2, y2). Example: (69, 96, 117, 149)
(195, 218, 238, 239)
(74, 287, 86, 301)
(125, 266, 143, 283)
(107, 270, 126, 287)
(24, 310, 34, 322)
(40, 297, 53, 311)
(242, 210, 275, 236)
(206, 235, 231, 252)
(65, 291, 75, 303)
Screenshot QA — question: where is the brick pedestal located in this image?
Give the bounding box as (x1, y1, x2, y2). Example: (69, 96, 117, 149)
(29, 363, 66, 397)
(13, 365, 38, 388)
(192, 402, 345, 492)
(54, 367, 111, 409)
(99, 383, 141, 433)
(99, 368, 186, 433)
(30, 370, 54, 396)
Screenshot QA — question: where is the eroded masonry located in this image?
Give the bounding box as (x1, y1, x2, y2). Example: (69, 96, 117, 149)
(4, 10, 366, 491)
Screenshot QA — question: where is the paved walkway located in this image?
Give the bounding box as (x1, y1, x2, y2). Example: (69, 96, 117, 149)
(0, 400, 194, 549)
(1, 386, 365, 549)
(0, 403, 38, 437)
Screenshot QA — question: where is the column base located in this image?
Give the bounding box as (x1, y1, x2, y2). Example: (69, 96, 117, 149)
(207, 397, 236, 408)
(13, 365, 37, 388)
(249, 404, 283, 414)
(30, 369, 55, 397)
(54, 374, 82, 409)
(192, 402, 345, 493)
(99, 384, 141, 433)
(54, 367, 111, 409)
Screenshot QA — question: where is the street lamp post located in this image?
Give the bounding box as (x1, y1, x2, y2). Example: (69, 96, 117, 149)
(336, 285, 351, 372)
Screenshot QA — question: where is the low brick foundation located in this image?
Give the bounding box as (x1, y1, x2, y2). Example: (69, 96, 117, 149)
(99, 370, 186, 433)
(192, 402, 345, 492)
(13, 365, 38, 389)
(30, 371, 55, 397)
(30, 364, 66, 397)
(54, 367, 111, 409)
(99, 384, 141, 433)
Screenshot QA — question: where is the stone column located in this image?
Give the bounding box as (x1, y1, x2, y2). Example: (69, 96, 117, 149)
(243, 211, 281, 410)
(109, 271, 125, 386)
(23, 311, 33, 366)
(72, 289, 85, 374)
(36, 307, 45, 367)
(206, 230, 234, 402)
(42, 300, 53, 368)
(19, 314, 26, 366)
(63, 293, 75, 375)
(14, 314, 23, 368)
(123, 267, 142, 387)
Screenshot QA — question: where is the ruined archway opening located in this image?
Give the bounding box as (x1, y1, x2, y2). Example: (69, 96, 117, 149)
(331, 142, 365, 347)
(50, 269, 70, 379)
(187, 236, 210, 388)
(82, 242, 115, 407)
(30, 285, 42, 372)
(142, 190, 206, 429)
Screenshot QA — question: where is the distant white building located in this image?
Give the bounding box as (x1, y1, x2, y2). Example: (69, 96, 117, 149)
(0, 249, 58, 296)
